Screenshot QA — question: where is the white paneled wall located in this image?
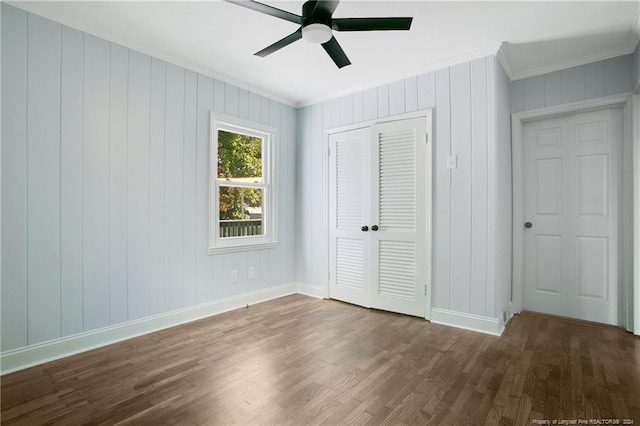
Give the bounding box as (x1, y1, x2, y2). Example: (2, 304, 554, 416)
(633, 44, 640, 91)
(28, 13, 63, 345)
(297, 56, 512, 321)
(1, 5, 296, 352)
(510, 54, 634, 113)
(494, 61, 512, 316)
(2, 5, 28, 350)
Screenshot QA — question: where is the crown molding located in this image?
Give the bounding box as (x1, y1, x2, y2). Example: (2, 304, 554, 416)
(629, 4, 640, 54)
(496, 43, 514, 81)
(5, 1, 298, 108)
(508, 45, 636, 82)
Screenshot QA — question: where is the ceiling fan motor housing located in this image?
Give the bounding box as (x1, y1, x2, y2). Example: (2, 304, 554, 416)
(302, 1, 332, 27)
(301, 1, 333, 44)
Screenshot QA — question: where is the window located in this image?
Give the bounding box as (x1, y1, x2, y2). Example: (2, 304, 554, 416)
(209, 113, 277, 254)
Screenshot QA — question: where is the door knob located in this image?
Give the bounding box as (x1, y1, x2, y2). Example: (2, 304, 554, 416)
(524, 222, 533, 229)
(371, 225, 379, 231)
(361, 226, 369, 232)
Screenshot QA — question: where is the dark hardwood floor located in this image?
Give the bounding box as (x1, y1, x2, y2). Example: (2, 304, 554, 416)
(2, 294, 639, 425)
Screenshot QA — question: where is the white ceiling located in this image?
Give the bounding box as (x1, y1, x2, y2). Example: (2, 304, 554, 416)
(12, 1, 640, 106)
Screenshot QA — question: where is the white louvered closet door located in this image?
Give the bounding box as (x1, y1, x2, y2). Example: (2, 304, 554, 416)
(329, 116, 429, 318)
(370, 118, 427, 317)
(329, 127, 372, 308)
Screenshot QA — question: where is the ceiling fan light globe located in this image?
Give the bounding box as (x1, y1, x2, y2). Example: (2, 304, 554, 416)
(302, 23, 332, 44)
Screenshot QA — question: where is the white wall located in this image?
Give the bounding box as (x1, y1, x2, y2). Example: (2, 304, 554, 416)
(510, 54, 634, 113)
(635, 44, 640, 334)
(633, 44, 640, 92)
(493, 60, 512, 318)
(1, 4, 297, 352)
(297, 56, 513, 323)
(0, 1, 3, 354)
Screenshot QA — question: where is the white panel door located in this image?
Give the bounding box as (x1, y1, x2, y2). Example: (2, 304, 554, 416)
(523, 108, 621, 325)
(329, 128, 372, 308)
(370, 118, 427, 317)
(329, 117, 429, 318)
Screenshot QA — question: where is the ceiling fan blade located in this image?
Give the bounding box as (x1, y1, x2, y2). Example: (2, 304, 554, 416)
(332, 17, 413, 31)
(255, 28, 303, 57)
(321, 36, 351, 68)
(311, 0, 340, 17)
(224, 0, 302, 25)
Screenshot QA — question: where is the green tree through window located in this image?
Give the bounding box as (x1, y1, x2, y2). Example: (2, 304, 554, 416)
(217, 130, 264, 237)
(217, 130, 262, 180)
(217, 131, 263, 221)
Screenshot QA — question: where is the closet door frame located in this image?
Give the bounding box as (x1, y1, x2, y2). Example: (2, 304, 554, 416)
(323, 109, 433, 320)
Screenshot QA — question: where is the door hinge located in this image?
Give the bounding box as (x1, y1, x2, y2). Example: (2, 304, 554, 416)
(425, 133, 428, 144)
(328, 147, 331, 156)
(424, 285, 427, 296)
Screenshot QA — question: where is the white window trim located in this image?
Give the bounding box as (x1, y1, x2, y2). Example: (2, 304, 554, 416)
(208, 112, 278, 255)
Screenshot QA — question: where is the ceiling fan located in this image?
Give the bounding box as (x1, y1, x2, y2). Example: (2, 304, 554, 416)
(224, 0, 413, 68)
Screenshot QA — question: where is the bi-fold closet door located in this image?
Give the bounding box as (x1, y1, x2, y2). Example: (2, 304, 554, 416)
(328, 116, 430, 318)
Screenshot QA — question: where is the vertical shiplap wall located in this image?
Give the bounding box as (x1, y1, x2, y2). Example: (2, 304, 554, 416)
(0, 5, 296, 351)
(493, 61, 512, 318)
(28, 13, 62, 345)
(297, 56, 510, 319)
(633, 44, 640, 92)
(2, 5, 28, 349)
(510, 54, 634, 113)
(0, 3, 3, 351)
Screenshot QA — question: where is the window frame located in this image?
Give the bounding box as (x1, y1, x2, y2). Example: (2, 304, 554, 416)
(208, 113, 278, 254)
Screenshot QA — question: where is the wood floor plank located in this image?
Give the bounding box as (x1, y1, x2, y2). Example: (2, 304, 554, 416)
(2, 295, 640, 425)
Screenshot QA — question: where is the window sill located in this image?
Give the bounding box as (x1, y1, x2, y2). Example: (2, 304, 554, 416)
(208, 241, 279, 255)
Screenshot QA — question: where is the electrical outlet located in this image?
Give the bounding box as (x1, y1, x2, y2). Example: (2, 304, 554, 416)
(248, 266, 255, 280)
(447, 155, 457, 170)
(231, 270, 239, 284)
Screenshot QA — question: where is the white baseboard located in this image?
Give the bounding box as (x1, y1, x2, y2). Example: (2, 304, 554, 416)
(431, 308, 504, 336)
(296, 283, 325, 299)
(1, 283, 297, 375)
